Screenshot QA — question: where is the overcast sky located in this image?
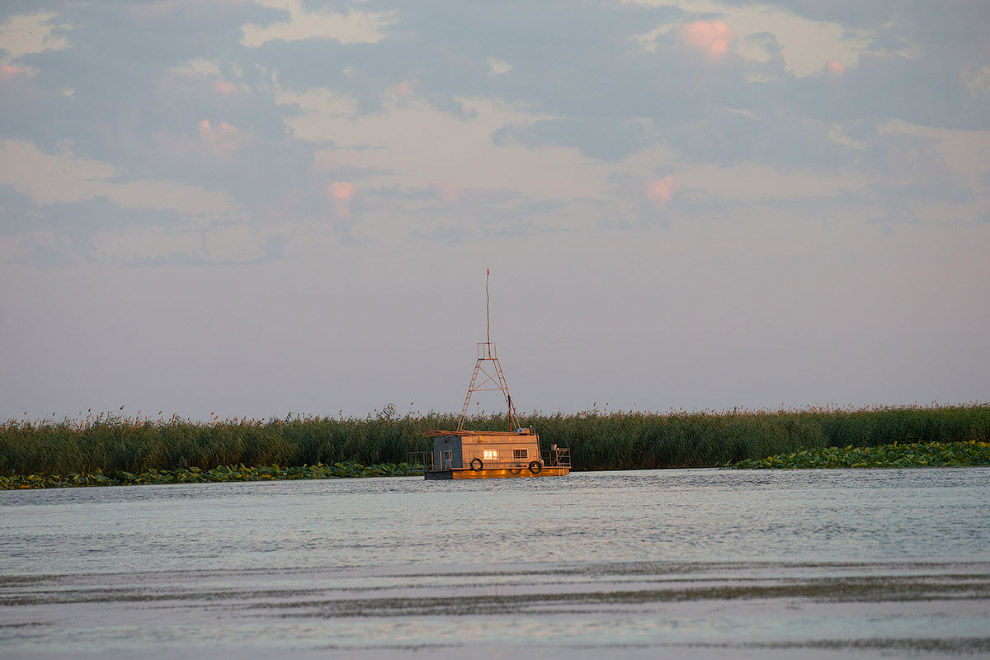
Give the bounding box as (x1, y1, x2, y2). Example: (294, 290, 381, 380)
(1, 0, 988, 422)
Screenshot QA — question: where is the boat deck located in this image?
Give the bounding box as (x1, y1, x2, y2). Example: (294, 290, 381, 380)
(425, 466, 571, 480)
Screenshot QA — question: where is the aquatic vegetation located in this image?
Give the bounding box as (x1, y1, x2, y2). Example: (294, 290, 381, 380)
(0, 404, 987, 486)
(520, 403, 989, 471)
(731, 440, 990, 469)
(0, 461, 423, 490)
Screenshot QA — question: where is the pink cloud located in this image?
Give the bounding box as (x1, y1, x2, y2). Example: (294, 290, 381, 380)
(434, 182, 460, 205)
(826, 60, 846, 76)
(329, 181, 355, 202)
(681, 20, 736, 57)
(212, 79, 236, 94)
(0, 64, 34, 80)
(329, 181, 356, 218)
(199, 120, 249, 152)
(645, 176, 677, 210)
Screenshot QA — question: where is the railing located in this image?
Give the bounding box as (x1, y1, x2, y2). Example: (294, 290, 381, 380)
(543, 447, 571, 468)
(469, 460, 540, 470)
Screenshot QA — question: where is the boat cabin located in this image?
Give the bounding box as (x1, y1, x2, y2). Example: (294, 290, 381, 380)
(423, 428, 570, 479)
(431, 428, 539, 470)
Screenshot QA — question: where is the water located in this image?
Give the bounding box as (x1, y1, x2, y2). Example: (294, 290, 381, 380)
(1, 468, 988, 658)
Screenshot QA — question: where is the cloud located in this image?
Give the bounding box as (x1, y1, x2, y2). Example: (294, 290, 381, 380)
(0, 11, 71, 60)
(960, 64, 990, 98)
(199, 120, 251, 152)
(171, 58, 222, 78)
(329, 181, 355, 202)
(488, 58, 512, 75)
(494, 116, 650, 161)
(0, 184, 290, 267)
(807, 51, 990, 130)
(665, 107, 854, 168)
(0, 63, 33, 79)
(877, 120, 990, 197)
(328, 181, 355, 218)
(681, 20, 736, 57)
(90, 222, 283, 266)
(826, 60, 846, 76)
(0, 139, 240, 216)
(634, 1, 873, 77)
(672, 161, 867, 205)
(240, 0, 396, 47)
(0, 0, 988, 425)
(283, 94, 604, 204)
(276, 87, 358, 119)
(212, 79, 237, 94)
(645, 176, 677, 210)
(434, 182, 461, 205)
(168, 58, 239, 95)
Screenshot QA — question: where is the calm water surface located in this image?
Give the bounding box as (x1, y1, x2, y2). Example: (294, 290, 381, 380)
(1, 468, 988, 658)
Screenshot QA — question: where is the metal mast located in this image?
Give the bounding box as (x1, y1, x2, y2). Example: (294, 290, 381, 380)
(456, 269, 520, 431)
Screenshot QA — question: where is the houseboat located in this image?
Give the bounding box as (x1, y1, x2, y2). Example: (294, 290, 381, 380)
(421, 272, 570, 480)
(425, 427, 571, 480)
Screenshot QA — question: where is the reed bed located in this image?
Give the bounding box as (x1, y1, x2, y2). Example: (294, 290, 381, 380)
(524, 403, 990, 470)
(1, 404, 987, 483)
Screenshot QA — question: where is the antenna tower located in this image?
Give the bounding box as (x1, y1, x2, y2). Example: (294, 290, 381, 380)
(457, 269, 519, 431)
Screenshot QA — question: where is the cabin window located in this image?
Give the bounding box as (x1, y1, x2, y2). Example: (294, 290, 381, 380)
(513, 449, 528, 460)
(483, 450, 499, 461)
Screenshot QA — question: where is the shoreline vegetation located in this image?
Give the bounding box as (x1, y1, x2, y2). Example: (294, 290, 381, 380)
(0, 461, 422, 490)
(2, 404, 988, 489)
(732, 440, 990, 469)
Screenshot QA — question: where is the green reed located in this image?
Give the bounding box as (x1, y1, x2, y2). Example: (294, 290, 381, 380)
(2, 404, 987, 479)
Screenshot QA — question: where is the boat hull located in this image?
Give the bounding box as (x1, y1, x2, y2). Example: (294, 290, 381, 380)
(425, 466, 570, 480)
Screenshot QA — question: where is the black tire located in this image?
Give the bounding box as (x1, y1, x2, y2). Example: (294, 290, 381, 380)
(470, 458, 483, 471)
(528, 461, 542, 474)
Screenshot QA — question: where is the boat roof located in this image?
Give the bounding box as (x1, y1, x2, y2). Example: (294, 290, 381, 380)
(424, 428, 535, 437)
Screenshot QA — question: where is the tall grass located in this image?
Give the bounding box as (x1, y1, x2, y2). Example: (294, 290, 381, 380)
(1, 404, 987, 477)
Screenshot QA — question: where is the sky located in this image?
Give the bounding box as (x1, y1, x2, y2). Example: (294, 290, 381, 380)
(1, 0, 988, 423)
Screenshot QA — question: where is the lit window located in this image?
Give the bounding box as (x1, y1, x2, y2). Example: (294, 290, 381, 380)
(513, 449, 528, 460)
(483, 450, 499, 461)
